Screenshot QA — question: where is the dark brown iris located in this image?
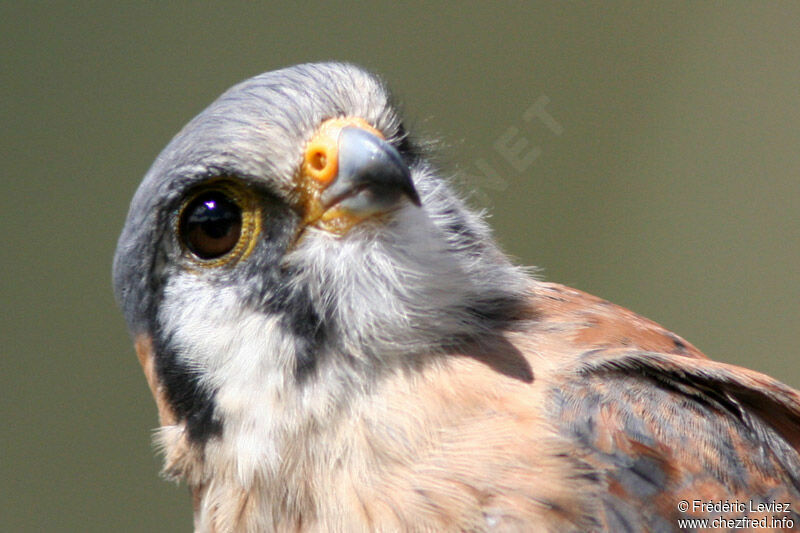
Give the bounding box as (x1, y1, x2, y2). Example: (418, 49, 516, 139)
(179, 191, 242, 259)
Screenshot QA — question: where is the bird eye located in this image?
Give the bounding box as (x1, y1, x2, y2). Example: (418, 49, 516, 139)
(179, 191, 243, 259)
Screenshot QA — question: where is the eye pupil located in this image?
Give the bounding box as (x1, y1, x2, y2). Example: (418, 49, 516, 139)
(180, 191, 242, 259)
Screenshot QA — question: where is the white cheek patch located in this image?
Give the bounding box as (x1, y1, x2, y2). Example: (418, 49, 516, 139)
(158, 276, 300, 485)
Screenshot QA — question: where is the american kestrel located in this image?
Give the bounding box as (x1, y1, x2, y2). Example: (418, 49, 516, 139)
(113, 63, 800, 532)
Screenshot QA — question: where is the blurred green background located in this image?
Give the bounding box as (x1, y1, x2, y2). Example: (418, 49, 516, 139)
(2, 3, 799, 531)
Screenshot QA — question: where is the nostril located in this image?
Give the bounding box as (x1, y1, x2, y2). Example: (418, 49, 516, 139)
(309, 150, 327, 172)
(304, 138, 338, 185)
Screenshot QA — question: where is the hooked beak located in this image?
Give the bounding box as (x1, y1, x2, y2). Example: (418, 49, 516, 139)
(297, 117, 420, 233)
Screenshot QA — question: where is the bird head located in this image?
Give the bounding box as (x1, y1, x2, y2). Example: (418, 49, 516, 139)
(112, 63, 529, 477)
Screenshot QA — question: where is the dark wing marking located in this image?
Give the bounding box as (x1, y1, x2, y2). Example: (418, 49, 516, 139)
(550, 349, 800, 531)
